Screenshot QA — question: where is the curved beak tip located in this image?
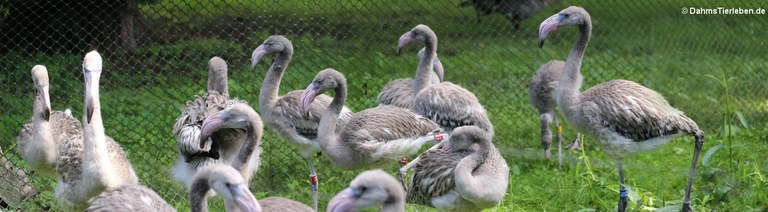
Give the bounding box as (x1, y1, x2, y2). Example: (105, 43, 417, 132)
(86, 104, 94, 124)
(396, 33, 412, 55)
(301, 84, 318, 114)
(250, 46, 265, 69)
(538, 16, 560, 49)
(198, 138, 209, 149)
(199, 114, 223, 147)
(43, 110, 51, 121)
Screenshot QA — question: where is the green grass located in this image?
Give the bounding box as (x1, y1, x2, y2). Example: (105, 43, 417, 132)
(1, 0, 767, 211)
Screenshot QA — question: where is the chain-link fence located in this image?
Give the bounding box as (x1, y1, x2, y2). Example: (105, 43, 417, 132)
(1, 0, 766, 210)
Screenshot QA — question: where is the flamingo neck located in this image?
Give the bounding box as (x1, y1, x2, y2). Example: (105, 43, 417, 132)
(189, 177, 211, 212)
(259, 48, 293, 112)
(557, 21, 591, 117)
(318, 80, 354, 167)
(413, 36, 438, 96)
(231, 122, 262, 181)
(83, 83, 118, 188)
(208, 67, 229, 97)
(31, 94, 55, 169)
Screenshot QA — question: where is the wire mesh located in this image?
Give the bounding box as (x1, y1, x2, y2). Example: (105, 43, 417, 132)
(0, 0, 766, 210)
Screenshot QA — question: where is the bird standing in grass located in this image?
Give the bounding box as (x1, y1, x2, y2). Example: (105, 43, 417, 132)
(538, 6, 704, 212)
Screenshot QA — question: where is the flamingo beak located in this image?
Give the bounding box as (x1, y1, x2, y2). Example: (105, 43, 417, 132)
(228, 183, 261, 212)
(433, 56, 445, 82)
(538, 14, 561, 48)
(250, 45, 268, 69)
(396, 32, 413, 55)
(41, 85, 51, 121)
(200, 112, 225, 148)
(84, 71, 95, 124)
(301, 83, 319, 115)
(326, 187, 362, 212)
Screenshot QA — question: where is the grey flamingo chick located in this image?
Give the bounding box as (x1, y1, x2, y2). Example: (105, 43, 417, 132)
(406, 126, 509, 211)
(326, 169, 405, 212)
(377, 48, 444, 109)
(301, 68, 444, 170)
(530, 60, 581, 166)
(395, 24, 493, 185)
(17, 65, 81, 177)
(251, 35, 354, 211)
(55, 51, 138, 211)
(172, 57, 258, 189)
(538, 6, 704, 212)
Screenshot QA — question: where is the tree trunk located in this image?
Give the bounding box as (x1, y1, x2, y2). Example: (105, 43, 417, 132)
(120, 0, 143, 54)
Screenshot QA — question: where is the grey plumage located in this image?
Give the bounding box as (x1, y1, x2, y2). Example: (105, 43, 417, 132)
(577, 80, 701, 147)
(55, 51, 139, 211)
(406, 126, 509, 211)
(259, 197, 314, 212)
(253, 35, 353, 211)
(327, 169, 406, 212)
(86, 185, 176, 212)
(397, 24, 493, 136)
(538, 6, 704, 212)
(529, 60, 581, 162)
(171, 57, 258, 189)
(301, 68, 442, 170)
(55, 134, 138, 211)
(530, 61, 564, 116)
(17, 65, 82, 177)
(378, 48, 444, 109)
(414, 82, 493, 135)
(406, 149, 470, 206)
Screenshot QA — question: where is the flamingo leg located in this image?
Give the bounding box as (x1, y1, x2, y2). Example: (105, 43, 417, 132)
(683, 134, 704, 212)
(540, 113, 553, 160)
(307, 157, 318, 211)
(616, 161, 628, 212)
(554, 113, 562, 170)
